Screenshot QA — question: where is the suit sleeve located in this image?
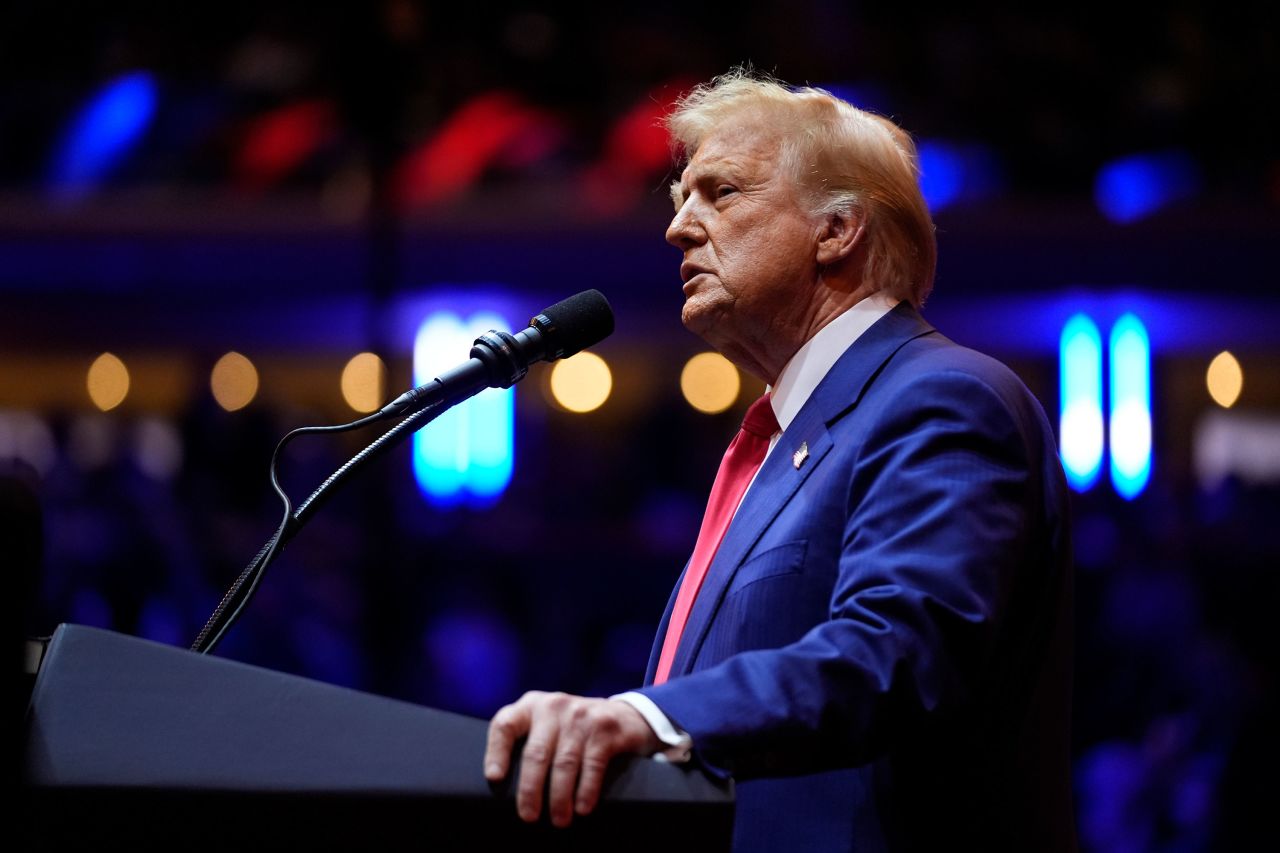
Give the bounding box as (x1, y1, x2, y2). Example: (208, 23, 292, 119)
(637, 367, 1042, 778)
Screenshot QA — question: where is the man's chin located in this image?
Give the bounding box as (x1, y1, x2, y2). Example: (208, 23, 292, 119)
(680, 302, 718, 342)
(682, 309, 745, 370)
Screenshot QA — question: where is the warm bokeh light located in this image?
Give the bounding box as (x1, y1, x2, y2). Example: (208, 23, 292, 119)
(210, 352, 259, 412)
(86, 352, 129, 411)
(680, 352, 741, 414)
(1206, 350, 1243, 408)
(549, 351, 612, 413)
(341, 352, 387, 413)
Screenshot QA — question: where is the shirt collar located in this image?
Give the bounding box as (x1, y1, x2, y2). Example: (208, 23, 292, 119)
(769, 291, 900, 432)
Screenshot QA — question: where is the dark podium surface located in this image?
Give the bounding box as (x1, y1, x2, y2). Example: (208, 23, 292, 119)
(23, 624, 733, 850)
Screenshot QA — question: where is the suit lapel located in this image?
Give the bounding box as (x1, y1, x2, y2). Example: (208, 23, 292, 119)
(668, 302, 937, 678)
(807, 301, 936, 425)
(669, 408, 832, 677)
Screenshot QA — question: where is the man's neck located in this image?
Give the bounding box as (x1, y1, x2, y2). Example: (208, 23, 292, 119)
(757, 281, 883, 384)
(768, 291, 900, 431)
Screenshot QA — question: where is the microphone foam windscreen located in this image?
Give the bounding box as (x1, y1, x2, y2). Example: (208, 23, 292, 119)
(533, 289, 615, 358)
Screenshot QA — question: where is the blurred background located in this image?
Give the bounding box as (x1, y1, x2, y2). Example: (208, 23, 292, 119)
(5, 3, 1278, 849)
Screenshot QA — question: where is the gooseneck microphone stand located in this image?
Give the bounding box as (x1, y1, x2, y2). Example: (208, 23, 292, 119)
(191, 288, 614, 655)
(189, 399, 444, 655)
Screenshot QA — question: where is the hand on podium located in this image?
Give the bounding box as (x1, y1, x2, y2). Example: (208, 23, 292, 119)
(485, 691, 663, 828)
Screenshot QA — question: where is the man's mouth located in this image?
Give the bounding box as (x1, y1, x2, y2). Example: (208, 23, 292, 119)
(680, 262, 710, 284)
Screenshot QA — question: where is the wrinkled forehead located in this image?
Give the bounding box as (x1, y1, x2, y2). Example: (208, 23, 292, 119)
(679, 117, 786, 184)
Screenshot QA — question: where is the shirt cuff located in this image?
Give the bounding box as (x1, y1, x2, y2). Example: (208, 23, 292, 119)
(610, 691, 693, 763)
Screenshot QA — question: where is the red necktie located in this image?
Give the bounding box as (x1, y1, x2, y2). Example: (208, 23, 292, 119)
(653, 393, 780, 684)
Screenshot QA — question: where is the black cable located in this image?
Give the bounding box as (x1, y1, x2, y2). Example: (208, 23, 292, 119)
(191, 403, 445, 654)
(191, 411, 386, 654)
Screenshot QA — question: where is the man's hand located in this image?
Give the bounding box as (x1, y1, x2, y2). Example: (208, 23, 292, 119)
(484, 691, 663, 827)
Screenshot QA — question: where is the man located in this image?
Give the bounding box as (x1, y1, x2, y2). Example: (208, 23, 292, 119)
(485, 70, 1075, 851)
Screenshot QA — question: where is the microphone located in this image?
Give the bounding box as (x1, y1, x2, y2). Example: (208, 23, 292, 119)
(379, 289, 614, 419)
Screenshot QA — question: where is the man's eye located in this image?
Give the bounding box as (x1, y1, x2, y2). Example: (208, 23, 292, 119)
(716, 185, 738, 199)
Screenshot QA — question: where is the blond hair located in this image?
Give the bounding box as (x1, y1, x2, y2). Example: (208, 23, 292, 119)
(667, 69, 937, 306)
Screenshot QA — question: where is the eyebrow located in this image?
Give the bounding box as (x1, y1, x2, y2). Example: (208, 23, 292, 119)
(669, 152, 753, 211)
(669, 180, 686, 210)
(668, 160, 722, 211)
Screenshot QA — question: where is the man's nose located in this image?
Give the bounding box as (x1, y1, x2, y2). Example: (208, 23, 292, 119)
(665, 201, 705, 249)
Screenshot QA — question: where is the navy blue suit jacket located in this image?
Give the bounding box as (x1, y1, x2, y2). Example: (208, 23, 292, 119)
(638, 303, 1075, 852)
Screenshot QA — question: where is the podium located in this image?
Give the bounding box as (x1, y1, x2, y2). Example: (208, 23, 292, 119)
(23, 625, 733, 850)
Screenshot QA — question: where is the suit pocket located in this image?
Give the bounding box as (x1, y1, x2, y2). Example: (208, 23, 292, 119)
(699, 539, 817, 659)
(726, 539, 808, 596)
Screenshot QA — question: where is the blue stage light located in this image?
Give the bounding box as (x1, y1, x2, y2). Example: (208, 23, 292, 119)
(916, 140, 964, 213)
(49, 71, 158, 200)
(1108, 313, 1151, 499)
(1060, 313, 1104, 492)
(412, 310, 515, 507)
(1094, 150, 1199, 224)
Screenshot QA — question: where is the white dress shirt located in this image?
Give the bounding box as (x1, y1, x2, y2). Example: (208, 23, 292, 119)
(614, 292, 900, 761)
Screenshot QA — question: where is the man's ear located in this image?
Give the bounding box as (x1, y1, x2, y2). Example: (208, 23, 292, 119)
(815, 209, 865, 265)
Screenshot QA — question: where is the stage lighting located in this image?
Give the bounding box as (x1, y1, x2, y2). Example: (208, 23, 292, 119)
(1059, 314, 1104, 492)
(1108, 314, 1152, 500)
(412, 310, 514, 506)
(1206, 351, 1243, 409)
(87, 352, 130, 412)
(549, 352, 612, 413)
(1095, 150, 1199, 224)
(341, 352, 387, 414)
(681, 353, 741, 415)
(210, 352, 258, 412)
(50, 71, 158, 200)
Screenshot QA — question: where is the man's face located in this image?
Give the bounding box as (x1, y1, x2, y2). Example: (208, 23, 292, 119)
(666, 119, 824, 380)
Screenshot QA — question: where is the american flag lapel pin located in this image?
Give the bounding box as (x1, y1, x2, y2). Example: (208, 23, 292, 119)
(792, 441, 809, 469)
